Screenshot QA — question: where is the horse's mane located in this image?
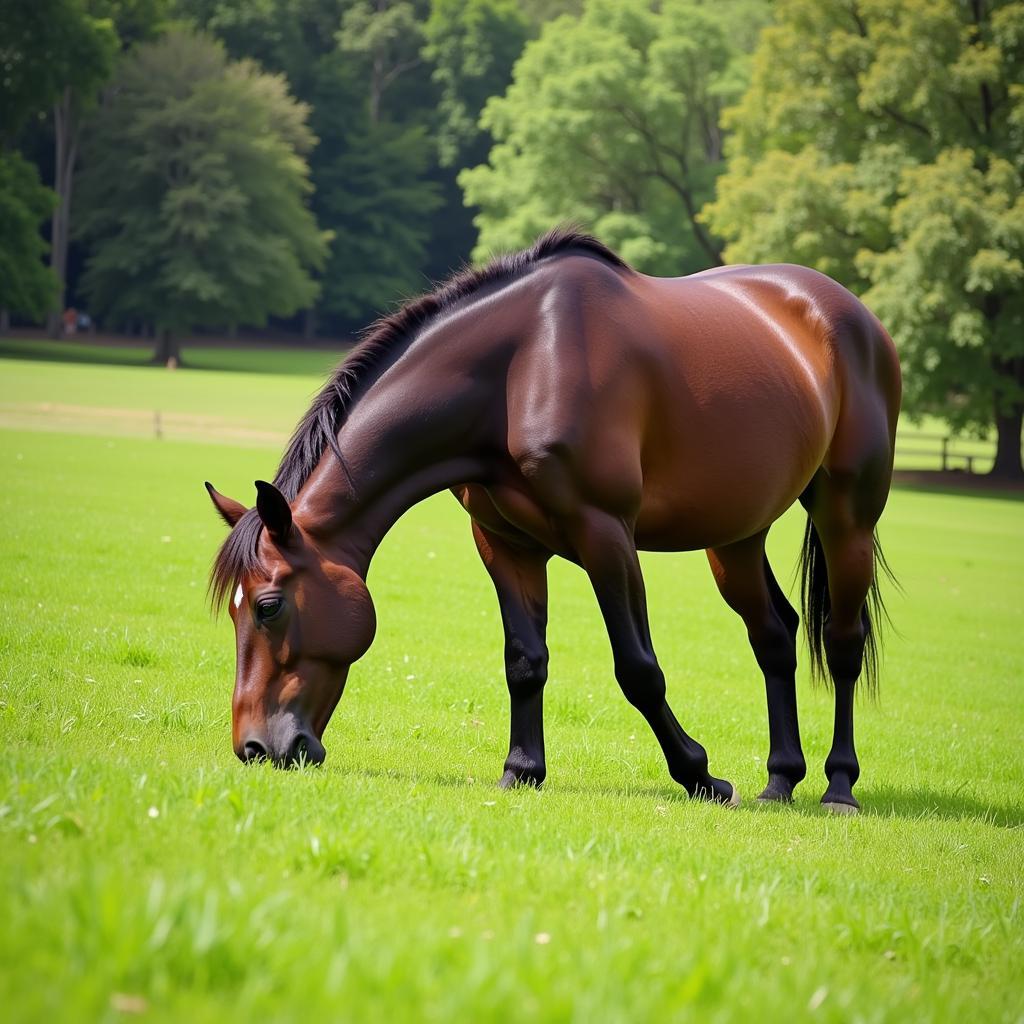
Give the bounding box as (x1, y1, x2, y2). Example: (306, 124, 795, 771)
(209, 226, 630, 610)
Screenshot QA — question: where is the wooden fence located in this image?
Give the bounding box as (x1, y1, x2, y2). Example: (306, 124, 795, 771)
(894, 430, 995, 474)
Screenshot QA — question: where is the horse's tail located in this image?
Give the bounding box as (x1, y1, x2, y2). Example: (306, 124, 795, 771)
(799, 517, 896, 697)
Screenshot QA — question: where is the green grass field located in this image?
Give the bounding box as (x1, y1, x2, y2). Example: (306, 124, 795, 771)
(1, 342, 1022, 1023)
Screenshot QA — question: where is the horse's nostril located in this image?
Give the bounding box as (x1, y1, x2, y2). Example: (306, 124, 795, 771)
(288, 734, 309, 765)
(241, 739, 268, 763)
(285, 732, 325, 767)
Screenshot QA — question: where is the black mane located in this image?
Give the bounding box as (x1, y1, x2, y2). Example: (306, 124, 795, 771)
(210, 226, 630, 610)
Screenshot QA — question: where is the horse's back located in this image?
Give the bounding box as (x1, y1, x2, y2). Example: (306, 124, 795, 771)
(507, 257, 898, 550)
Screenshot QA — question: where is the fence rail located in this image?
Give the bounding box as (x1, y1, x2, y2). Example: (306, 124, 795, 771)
(894, 430, 994, 474)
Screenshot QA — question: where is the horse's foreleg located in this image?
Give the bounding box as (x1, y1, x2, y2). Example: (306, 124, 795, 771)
(471, 522, 551, 789)
(707, 533, 805, 802)
(571, 509, 737, 805)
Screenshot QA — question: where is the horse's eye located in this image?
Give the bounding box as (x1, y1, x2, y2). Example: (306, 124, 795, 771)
(255, 597, 284, 622)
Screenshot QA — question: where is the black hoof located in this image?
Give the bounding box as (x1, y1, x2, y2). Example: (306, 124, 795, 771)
(821, 770, 859, 813)
(693, 777, 740, 807)
(757, 774, 796, 803)
(821, 792, 860, 815)
(498, 768, 544, 790)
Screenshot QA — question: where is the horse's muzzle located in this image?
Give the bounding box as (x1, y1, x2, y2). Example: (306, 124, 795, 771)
(236, 714, 326, 768)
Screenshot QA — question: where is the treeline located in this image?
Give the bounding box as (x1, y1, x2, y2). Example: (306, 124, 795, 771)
(1, 0, 547, 350)
(1, 0, 1022, 475)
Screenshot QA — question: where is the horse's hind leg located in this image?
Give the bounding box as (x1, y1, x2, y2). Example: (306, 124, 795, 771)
(803, 472, 885, 813)
(471, 522, 551, 788)
(707, 531, 805, 802)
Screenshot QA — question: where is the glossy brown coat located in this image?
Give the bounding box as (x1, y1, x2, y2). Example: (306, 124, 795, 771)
(208, 229, 900, 811)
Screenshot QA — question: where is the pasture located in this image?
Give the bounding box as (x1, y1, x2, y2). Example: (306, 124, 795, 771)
(1, 343, 1022, 1023)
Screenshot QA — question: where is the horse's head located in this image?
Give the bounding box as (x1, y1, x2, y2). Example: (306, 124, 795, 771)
(206, 480, 376, 767)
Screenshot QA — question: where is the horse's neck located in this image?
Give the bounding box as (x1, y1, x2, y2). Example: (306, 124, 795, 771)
(293, 321, 502, 574)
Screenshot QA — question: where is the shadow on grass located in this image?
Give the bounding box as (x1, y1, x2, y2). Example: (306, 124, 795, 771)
(0, 339, 151, 369)
(892, 479, 1024, 503)
(853, 784, 1024, 828)
(331, 764, 1024, 827)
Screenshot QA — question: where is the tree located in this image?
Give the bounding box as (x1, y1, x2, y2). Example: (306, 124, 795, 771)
(75, 30, 328, 362)
(179, 0, 445, 331)
(423, 0, 530, 169)
(0, 0, 118, 327)
(0, 153, 57, 321)
(53, 5, 167, 321)
(459, 0, 768, 274)
(322, 2, 442, 324)
(338, 0, 423, 126)
(703, 0, 1024, 479)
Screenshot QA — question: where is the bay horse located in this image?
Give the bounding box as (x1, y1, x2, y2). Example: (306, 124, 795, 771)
(207, 228, 900, 813)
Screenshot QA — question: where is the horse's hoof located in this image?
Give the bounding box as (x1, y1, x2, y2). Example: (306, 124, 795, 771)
(692, 779, 738, 806)
(822, 800, 859, 815)
(756, 776, 795, 803)
(498, 769, 543, 790)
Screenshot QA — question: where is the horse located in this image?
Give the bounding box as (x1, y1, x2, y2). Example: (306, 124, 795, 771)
(206, 227, 900, 813)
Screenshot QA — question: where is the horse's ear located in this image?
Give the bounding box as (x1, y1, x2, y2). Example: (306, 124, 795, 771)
(255, 480, 292, 544)
(205, 482, 247, 528)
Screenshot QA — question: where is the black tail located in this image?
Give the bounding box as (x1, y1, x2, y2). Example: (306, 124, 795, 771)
(799, 518, 896, 697)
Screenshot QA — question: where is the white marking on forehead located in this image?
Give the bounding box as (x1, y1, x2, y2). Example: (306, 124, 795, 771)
(233, 584, 243, 609)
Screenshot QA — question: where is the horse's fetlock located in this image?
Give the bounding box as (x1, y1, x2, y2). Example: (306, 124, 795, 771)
(824, 754, 859, 787)
(767, 753, 806, 785)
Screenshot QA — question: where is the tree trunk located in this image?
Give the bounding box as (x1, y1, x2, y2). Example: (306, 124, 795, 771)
(990, 403, 1023, 480)
(47, 88, 79, 336)
(152, 329, 182, 366)
(303, 307, 317, 340)
(0, 310, 9, 335)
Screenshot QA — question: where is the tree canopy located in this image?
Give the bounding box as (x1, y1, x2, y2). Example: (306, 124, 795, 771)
(0, 153, 56, 319)
(75, 30, 327, 354)
(423, 0, 530, 169)
(4, 0, 1021, 475)
(0, 0, 117, 141)
(703, 0, 1024, 476)
(460, 0, 768, 273)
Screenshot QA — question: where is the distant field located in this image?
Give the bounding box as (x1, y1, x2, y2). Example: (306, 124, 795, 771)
(1, 345, 1022, 1022)
(0, 340, 345, 444)
(0, 337, 346, 376)
(0, 336, 1008, 471)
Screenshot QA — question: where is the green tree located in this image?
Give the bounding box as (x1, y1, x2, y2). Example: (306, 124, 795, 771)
(76, 29, 327, 362)
(0, 0, 119, 327)
(703, 0, 1024, 478)
(460, 0, 768, 273)
(0, 153, 57, 321)
(338, 0, 423, 125)
(323, 1, 442, 321)
(0, 0, 115, 143)
(180, 0, 444, 331)
(423, 0, 530, 169)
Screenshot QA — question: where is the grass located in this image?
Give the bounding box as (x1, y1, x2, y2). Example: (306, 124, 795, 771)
(1, 345, 1022, 1023)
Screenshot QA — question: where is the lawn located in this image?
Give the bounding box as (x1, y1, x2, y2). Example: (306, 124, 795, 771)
(1, 344, 1022, 1023)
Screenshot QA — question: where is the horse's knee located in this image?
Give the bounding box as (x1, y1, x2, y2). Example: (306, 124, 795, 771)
(505, 638, 548, 696)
